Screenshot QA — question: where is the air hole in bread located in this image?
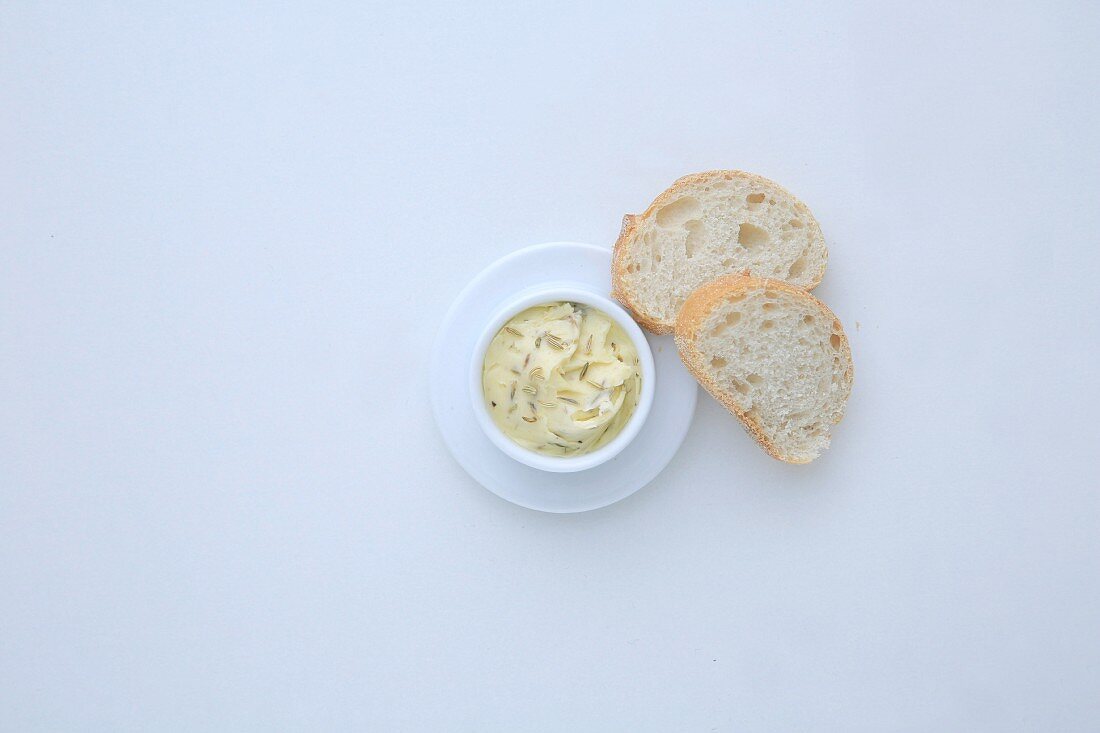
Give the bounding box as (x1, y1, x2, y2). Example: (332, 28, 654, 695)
(830, 333, 841, 349)
(768, 199, 776, 205)
(764, 290, 779, 299)
(788, 256, 807, 279)
(762, 320, 775, 330)
(684, 220, 704, 259)
(803, 314, 814, 325)
(789, 219, 803, 229)
(737, 223, 769, 250)
(732, 378, 750, 395)
(727, 293, 747, 304)
(762, 302, 778, 312)
(711, 310, 741, 335)
(746, 374, 763, 385)
(655, 197, 701, 227)
(710, 356, 727, 369)
(746, 193, 766, 204)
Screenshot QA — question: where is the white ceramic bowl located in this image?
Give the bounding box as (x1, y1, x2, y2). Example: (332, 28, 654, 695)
(468, 283, 656, 473)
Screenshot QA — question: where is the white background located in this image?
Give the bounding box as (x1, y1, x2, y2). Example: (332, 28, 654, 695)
(2, 1, 1099, 730)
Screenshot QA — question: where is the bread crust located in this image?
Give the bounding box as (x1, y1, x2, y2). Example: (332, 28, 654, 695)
(611, 170, 827, 334)
(674, 274, 853, 464)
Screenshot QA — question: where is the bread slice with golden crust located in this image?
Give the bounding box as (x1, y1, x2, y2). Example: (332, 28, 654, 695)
(612, 170, 827, 334)
(675, 274, 852, 463)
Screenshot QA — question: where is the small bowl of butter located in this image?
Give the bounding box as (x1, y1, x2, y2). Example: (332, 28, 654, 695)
(470, 285, 656, 473)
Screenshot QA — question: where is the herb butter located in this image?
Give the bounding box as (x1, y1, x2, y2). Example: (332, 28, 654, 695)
(482, 301, 642, 456)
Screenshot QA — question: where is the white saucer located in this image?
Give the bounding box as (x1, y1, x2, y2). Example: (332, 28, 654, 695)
(430, 242, 698, 513)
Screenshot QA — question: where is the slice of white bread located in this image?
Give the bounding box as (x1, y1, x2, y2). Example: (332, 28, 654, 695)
(612, 170, 827, 334)
(675, 275, 853, 463)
